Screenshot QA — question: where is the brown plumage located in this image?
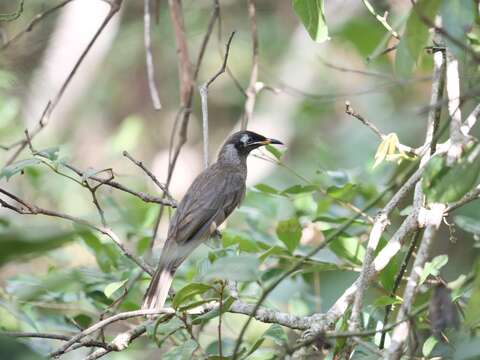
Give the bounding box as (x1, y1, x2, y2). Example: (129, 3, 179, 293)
(142, 131, 282, 311)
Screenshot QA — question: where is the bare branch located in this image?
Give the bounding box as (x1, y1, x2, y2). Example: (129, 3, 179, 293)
(199, 31, 236, 168)
(0, 188, 153, 275)
(4, 0, 123, 166)
(345, 101, 417, 155)
(143, 0, 162, 110)
(0, 331, 110, 350)
(1, 0, 74, 50)
(446, 51, 465, 165)
(50, 309, 175, 357)
(386, 204, 446, 359)
(64, 162, 176, 207)
(122, 150, 175, 203)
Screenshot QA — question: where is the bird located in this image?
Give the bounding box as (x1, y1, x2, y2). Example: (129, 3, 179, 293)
(142, 130, 283, 311)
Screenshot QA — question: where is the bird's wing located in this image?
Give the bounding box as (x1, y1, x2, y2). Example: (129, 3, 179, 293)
(168, 164, 246, 246)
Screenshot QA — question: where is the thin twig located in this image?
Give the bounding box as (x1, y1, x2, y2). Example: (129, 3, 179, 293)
(0, 188, 153, 275)
(143, 0, 162, 110)
(361, 0, 399, 39)
(4, 0, 123, 166)
(0, 332, 110, 350)
(1, 0, 74, 50)
(50, 309, 175, 357)
(152, 0, 219, 246)
(345, 101, 417, 155)
(122, 150, 175, 203)
(198, 31, 235, 168)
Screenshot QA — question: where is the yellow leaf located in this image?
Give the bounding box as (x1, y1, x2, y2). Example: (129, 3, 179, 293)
(373, 133, 400, 168)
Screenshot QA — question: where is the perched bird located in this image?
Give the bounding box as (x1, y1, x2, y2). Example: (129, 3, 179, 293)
(142, 130, 283, 311)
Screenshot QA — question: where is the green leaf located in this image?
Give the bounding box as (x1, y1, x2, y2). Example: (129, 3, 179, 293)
(422, 152, 480, 203)
(73, 314, 92, 328)
(36, 146, 60, 161)
(163, 339, 198, 360)
(222, 230, 260, 253)
(204, 255, 260, 282)
(192, 297, 234, 325)
(0, 229, 79, 266)
(326, 183, 356, 201)
(265, 144, 284, 160)
(373, 295, 402, 308)
(259, 245, 289, 262)
(419, 255, 448, 285)
(454, 215, 480, 235)
(422, 335, 438, 357)
(276, 218, 302, 253)
(441, 0, 477, 60)
(465, 263, 480, 328)
(0, 158, 41, 180)
(172, 283, 212, 309)
(395, 0, 441, 77)
(254, 183, 279, 195)
(329, 235, 365, 265)
(104, 279, 127, 299)
(292, 0, 329, 43)
(79, 231, 117, 272)
(281, 184, 317, 195)
(264, 324, 288, 345)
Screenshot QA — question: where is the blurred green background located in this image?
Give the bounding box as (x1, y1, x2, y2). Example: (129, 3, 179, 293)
(0, 0, 479, 359)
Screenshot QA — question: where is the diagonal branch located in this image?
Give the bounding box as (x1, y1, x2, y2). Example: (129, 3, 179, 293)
(199, 31, 236, 168)
(0, 188, 153, 275)
(4, 0, 123, 166)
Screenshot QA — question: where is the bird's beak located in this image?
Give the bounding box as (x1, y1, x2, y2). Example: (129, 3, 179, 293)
(266, 138, 283, 145)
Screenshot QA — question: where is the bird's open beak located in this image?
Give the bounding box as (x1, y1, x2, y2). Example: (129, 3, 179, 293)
(261, 138, 283, 145)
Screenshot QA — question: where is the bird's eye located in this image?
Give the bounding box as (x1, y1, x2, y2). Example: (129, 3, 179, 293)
(240, 134, 250, 146)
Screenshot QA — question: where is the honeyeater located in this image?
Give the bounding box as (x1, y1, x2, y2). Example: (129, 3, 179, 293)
(142, 130, 283, 311)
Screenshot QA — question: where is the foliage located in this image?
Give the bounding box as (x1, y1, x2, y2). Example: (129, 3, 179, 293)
(0, 0, 479, 359)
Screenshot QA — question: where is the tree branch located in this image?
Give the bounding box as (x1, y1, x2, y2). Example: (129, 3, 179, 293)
(198, 31, 235, 168)
(143, 0, 162, 110)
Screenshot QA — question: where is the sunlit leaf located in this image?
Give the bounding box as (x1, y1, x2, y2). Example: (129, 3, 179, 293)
(292, 0, 329, 42)
(419, 255, 448, 285)
(373, 295, 402, 308)
(329, 235, 365, 265)
(464, 263, 480, 329)
(264, 324, 288, 345)
(422, 335, 438, 357)
(172, 283, 212, 309)
(282, 184, 317, 194)
(265, 144, 284, 160)
(0, 158, 41, 181)
(254, 183, 279, 195)
(373, 133, 401, 168)
(104, 279, 127, 299)
(276, 218, 302, 253)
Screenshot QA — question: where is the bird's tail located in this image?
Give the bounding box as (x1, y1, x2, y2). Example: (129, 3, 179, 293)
(142, 264, 174, 311)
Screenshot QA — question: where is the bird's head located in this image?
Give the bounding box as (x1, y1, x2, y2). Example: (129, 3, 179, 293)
(223, 130, 283, 157)
(218, 131, 283, 164)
